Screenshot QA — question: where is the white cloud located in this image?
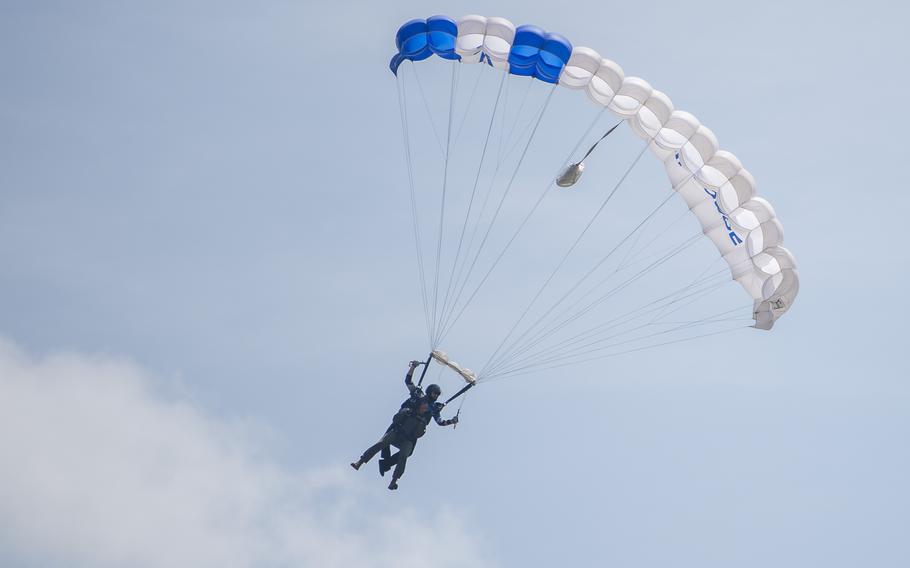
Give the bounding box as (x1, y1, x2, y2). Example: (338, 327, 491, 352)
(0, 338, 497, 568)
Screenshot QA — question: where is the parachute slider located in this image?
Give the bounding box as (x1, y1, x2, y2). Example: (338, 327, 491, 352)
(431, 350, 477, 384)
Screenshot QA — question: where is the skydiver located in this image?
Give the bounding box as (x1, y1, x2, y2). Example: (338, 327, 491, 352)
(350, 359, 459, 490)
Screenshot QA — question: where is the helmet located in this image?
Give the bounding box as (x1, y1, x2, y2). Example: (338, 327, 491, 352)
(426, 384, 442, 399)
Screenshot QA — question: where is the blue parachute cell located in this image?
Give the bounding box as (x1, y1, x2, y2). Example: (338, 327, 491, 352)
(427, 15, 458, 59)
(391, 16, 458, 75)
(508, 25, 547, 76)
(535, 33, 572, 83)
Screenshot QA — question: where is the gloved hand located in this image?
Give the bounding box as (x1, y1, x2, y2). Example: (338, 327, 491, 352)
(409, 360, 422, 368)
(449, 415, 459, 426)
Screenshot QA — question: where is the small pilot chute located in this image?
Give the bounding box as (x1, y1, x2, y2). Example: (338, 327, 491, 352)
(555, 121, 622, 188)
(556, 161, 585, 187)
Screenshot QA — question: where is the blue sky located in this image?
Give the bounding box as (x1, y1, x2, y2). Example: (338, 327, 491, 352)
(1, 1, 908, 567)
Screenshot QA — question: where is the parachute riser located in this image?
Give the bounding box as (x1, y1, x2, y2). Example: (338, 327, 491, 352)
(444, 382, 475, 405)
(417, 352, 433, 387)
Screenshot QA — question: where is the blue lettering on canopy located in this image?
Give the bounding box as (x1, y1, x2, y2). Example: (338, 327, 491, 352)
(704, 188, 743, 246)
(675, 152, 743, 247)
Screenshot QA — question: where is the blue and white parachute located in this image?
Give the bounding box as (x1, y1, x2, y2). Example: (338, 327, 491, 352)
(389, 15, 799, 382)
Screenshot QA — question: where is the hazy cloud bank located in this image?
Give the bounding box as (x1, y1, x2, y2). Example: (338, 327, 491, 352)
(0, 338, 496, 568)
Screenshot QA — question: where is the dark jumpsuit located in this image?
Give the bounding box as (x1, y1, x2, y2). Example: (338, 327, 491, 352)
(358, 367, 455, 480)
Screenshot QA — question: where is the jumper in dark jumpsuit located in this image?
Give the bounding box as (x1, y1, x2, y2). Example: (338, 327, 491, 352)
(357, 368, 454, 480)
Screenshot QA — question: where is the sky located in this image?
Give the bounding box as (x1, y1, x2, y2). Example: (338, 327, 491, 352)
(1, 1, 908, 567)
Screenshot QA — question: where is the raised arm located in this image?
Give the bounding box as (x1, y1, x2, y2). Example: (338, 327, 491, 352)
(404, 360, 422, 394)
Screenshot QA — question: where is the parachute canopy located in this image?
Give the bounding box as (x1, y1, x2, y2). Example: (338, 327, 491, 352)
(390, 14, 799, 381)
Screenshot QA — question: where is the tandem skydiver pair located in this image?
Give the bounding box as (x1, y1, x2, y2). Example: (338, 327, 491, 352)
(351, 359, 459, 490)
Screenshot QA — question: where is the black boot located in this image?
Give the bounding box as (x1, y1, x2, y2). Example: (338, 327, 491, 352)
(388, 478, 399, 490)
(350, 459, 363, 471)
